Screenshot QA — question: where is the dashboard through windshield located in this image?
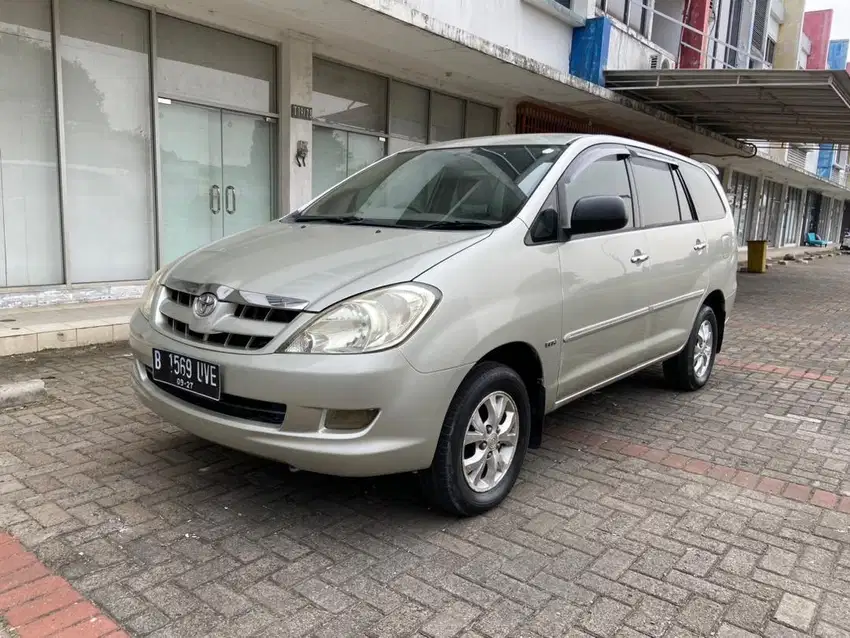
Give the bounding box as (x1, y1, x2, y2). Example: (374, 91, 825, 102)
(289, 144, 569, 230)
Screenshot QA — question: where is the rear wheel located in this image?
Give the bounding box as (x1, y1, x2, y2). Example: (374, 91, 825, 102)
(663, 304, 718, 391)
(421, 362, 530, 516)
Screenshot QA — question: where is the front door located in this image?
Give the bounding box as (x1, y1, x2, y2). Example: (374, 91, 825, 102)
(556, 147, 653, 403)
(158, 100, 274, 264)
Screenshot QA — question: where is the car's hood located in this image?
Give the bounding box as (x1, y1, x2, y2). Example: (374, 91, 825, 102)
(166, 221, 490, 310)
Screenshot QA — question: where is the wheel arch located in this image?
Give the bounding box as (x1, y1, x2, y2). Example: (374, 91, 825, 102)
(702, 289, 726, 352)
(477, 341, 546, 449)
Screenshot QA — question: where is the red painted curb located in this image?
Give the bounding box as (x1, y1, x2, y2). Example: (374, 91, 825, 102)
(0, 533, 129, 638)
(715, 358, 839, 383)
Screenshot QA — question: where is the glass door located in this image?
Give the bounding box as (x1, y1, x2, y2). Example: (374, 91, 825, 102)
(311, 126, 385, 197)
(159, 101, 275, 263)
(221, 112, 274, 238)
(159, 101, 223, 263)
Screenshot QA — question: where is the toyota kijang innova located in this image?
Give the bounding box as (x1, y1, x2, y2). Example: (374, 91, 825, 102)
(129, 134, 737, 516)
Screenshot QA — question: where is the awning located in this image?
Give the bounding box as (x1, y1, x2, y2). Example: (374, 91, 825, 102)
(604, 69, 850, 144)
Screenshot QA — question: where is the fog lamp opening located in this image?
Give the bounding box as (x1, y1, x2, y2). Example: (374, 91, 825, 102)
(323, 408, 379, 431)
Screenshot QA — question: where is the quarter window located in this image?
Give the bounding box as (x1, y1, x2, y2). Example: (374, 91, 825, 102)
(565, 156, 634, 228)
(630, 157, 682, 227)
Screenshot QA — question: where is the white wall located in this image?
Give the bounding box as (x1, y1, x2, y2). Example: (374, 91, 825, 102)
(607, 19, 672, 70)
(398, 0, 574, 73)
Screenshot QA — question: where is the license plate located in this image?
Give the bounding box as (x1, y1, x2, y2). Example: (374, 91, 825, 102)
(152, 349, 221, 401)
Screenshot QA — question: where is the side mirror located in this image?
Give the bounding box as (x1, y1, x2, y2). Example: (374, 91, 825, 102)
(569, 195, 629, 235)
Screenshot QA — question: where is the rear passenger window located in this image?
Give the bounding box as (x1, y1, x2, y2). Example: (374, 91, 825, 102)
(678, 162, 728, 221)
(629, 157, 682, 227)
(565, 156, 635, 228)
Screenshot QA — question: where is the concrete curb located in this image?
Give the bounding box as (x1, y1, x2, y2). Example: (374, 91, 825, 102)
(0, 380, 46, 409)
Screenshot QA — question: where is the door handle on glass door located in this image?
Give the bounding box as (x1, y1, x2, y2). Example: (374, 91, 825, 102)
(210, 185, 221, 214)
(693, 240, 707, 252)
(225, 186, 236, 214)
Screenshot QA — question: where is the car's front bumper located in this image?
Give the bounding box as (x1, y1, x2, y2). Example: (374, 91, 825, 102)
(128, 310, 472, 477)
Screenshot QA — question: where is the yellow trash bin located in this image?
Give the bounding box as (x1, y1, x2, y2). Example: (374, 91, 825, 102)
(747, 240, 768, 273)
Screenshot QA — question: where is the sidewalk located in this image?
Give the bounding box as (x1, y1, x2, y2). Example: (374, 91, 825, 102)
(737, 243, 841, 266)
(0, 300, 135, 357)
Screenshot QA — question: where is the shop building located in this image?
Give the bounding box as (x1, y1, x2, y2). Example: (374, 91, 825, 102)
(2, 0, 850, 311)
(1, 0, 515, 306)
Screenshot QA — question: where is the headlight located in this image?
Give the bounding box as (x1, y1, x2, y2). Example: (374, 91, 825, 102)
(280, 283, 440, 354)
(139, 267, 167, 319)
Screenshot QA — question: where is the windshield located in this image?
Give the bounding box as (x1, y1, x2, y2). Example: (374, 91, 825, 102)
(289, 144, 568, 230)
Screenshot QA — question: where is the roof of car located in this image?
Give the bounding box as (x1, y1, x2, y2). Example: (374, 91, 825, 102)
(420, 134, 585, 149)
(418, 133, 714, 174)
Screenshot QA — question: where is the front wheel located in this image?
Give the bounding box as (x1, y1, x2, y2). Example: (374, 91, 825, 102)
(421, 362, 531, 516)
(663, 304, 718, 391)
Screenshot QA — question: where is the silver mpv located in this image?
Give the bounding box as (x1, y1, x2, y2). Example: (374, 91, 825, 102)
(130, 134, 737, 516)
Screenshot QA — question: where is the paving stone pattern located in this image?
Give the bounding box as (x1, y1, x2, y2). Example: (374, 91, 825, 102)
(3, 258, 850, 637)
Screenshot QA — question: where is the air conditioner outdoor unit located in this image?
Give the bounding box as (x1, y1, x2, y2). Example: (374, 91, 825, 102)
(649, 53, 675, 70)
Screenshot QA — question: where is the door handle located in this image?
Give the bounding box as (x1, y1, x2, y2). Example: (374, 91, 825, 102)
(630, 253, 649, 264)
(209, 185, 221, 214)
(225, 186, 236, 215)
(693, 240, 707, 252)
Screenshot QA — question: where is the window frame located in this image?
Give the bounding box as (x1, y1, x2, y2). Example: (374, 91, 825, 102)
(556, 143, 640, 241)
(626, 147, 699, 230)
(524, 187, 563, 246)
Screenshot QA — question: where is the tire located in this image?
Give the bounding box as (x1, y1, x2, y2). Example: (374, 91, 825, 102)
(663, 304, 718, 392)
(421, 362, 531, 517)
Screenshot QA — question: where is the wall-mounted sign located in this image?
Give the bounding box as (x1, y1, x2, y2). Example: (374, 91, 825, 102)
(291, 104, 313, 121)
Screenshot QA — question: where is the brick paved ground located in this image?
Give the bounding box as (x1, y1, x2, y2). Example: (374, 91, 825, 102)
(2, 256, 850, 637)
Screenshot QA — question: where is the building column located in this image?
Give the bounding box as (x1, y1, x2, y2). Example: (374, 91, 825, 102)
(498, 99, 520, 135)
(278, 34, 314, 215)
(678, 0, 711, 69)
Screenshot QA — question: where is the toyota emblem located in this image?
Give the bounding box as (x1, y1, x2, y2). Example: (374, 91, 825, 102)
(193, 293, 218, 318)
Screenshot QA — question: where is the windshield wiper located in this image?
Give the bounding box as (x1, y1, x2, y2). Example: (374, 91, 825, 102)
(294, 215, 366, 225)
(420, 220, 498, 230)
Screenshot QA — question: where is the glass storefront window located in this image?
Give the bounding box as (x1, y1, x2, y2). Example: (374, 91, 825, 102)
(313, 59, 387, 133)
(780, 187, 803, 246)
(156, 15, 276, 114)
(389, 81, 428, 154)
(0, 0, 63, 286)
(728, 171, 760, 247)
(430, 93, 464, 143)
(466, 102, 498, 138)
(311, 59, 497, 196)
(59, 0, 154, 283)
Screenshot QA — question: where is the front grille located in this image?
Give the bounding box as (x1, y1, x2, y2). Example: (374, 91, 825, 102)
(146, 366, 286, 425)
(167, 288, 299, 324)
(161, 285, 301, 351)
(163, 316, 272, 350)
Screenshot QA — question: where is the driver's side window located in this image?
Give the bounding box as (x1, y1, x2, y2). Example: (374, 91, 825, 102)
(565, 156, 635, 229)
